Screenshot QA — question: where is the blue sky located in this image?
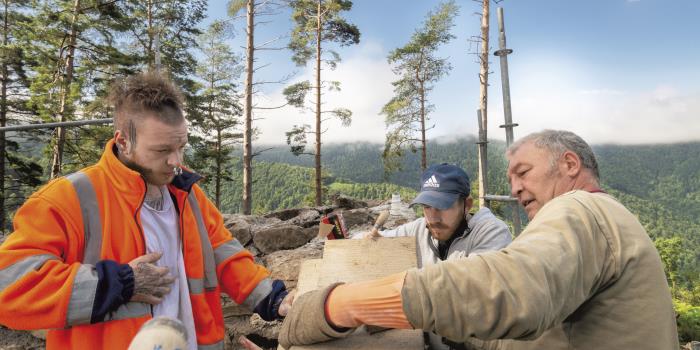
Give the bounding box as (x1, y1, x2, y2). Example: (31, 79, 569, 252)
(206, 0, 700, 145)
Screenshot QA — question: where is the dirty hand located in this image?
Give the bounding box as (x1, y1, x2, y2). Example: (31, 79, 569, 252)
(238, 336, 263, 350)
(128, 252, 176, 305)
(363, 228, 382, 240)
(278, 283, 354, 349)
(278, 290, 296, 317)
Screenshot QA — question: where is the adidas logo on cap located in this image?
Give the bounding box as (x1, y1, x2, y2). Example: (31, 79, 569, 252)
(423, 175, 440, 188)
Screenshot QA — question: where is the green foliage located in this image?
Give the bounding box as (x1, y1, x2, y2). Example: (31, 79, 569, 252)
(1, 0, 38, 232)
(285, 124, 312, 156)
(25, 0, 137, 176)
(288, 0, 359, 66)
(215, 160, 317, 214)
(228, 0, 247, 16)
(331, 108, 352, 126)
(209, 158, 418, 215)
(328, 181, 417, 202)
(256, 137, 511, 194)
(283, 81, 310, 108)
(0, 0, 209, 232)
(118, 0, 207, 117)
(674, 300, 700, 343)
(655, 236, 683, 278)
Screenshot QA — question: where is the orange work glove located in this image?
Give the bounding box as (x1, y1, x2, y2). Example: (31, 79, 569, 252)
(325, 271, 413, 329)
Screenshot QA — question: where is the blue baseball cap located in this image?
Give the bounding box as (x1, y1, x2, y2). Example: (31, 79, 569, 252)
(410, 163, 471, 210)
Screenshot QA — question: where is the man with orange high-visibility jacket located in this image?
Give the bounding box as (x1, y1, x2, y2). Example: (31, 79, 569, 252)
(0, 72, 292, 350)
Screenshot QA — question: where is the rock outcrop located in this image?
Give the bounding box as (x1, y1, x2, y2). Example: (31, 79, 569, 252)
(222, 199, 416, 349)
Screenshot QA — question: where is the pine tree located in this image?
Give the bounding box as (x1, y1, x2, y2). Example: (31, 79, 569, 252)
(229, 0, 292, 214)
(381, 1, 458, 173)
(189, 20, 243, 208)
(119, 0, 206, 111)
(26, 0, 136, 177)
(284, 0, 360, 206)
(231, 0, 257, 215)
(0, 0, 41, 233)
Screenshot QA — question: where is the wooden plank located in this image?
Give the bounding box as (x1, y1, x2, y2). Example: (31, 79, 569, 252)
(319, 237, 417, 285)
(283, 237, 422, 349)
(295, 259, 322, 297)
(296, 237, 417, 297)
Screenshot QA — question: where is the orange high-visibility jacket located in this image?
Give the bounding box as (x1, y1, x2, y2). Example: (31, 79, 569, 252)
(0, 139, 276, 349)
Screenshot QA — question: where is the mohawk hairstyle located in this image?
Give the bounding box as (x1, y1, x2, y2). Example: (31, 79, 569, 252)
(109, 71, 185, 138)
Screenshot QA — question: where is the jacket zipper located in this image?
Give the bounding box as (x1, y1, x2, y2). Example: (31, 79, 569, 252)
(134, 176, 148, 251)
(447, 223, 473, 257)
(134, 176, 150, 315)
(178, 191, 186, 261)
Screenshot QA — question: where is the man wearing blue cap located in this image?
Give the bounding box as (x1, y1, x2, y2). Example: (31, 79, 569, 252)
(366, 163, 512, 269)
(364, 163, 512, 350)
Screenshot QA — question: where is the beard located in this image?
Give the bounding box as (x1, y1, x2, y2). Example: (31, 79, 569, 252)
(120, 156, 173, 186)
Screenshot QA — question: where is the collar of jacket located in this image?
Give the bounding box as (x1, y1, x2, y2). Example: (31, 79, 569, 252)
(98, 139, 202, 200)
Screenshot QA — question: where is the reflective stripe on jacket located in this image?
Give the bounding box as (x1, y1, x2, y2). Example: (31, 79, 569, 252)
(0, 139, 273, 349)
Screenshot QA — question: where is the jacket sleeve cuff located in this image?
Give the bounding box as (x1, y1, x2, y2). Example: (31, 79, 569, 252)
(90, 260, 134, 323)
(400, 268, 425, 329)
(119, 264, 135, 302)
(253, 279, 287, 321)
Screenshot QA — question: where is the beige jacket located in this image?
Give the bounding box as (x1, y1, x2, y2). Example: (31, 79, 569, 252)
(402, 190, 678, 349)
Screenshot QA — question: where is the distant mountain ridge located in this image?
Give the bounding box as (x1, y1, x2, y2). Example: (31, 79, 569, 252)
(221, 139, 700, 327)
(253, 139, 700, 200)
(239, 138, 700, 252)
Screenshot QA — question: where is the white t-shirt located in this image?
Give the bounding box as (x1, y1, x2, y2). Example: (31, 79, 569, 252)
(140, 186, 197, 350)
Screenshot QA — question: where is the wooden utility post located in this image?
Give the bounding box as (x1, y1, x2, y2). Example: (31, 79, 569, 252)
(474, 4, 522, 235)
(476, 0, 490, 209)
(242, 0, 255, 214)
(493, 7, 521, 235)
(314, 0, 323, 206)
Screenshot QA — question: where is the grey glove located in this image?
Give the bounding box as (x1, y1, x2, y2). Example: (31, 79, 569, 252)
(278, 283, 355, 349)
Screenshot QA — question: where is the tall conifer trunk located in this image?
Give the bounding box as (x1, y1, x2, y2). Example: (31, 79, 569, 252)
(314, 0, 322, 206)
(242, 0, 255, 214)
(50, 0, 80, 179)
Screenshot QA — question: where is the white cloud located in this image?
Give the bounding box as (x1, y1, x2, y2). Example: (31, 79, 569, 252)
(251, 40, 395, 145)
(250, 50, 700, 146)
(504, 84, 700, 145)
(578, 89, 626, 96)
(443, 57, 700, 145)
